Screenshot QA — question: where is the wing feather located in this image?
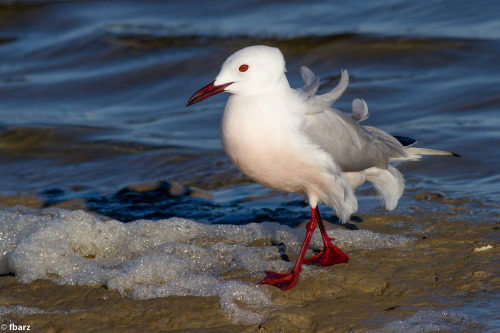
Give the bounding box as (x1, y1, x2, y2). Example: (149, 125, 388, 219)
(299, 69, 409, 172)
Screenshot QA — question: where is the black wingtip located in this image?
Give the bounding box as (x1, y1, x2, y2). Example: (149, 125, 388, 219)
(452, 152, 461, 157)
(393, 135, 417, 147)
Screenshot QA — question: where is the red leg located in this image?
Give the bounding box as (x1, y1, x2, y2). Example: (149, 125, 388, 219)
(260, 207, 319, 290)
(303, 207, 349, 266)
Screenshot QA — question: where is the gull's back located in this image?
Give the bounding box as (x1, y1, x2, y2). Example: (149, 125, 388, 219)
(304, 109, 407, 172)
(298, 68, 409, 172)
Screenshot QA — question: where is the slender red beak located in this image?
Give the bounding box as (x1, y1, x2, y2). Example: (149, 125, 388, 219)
(186, 81, 233, 106)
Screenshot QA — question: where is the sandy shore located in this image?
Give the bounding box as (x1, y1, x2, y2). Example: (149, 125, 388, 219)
(0, 200, 498, 332)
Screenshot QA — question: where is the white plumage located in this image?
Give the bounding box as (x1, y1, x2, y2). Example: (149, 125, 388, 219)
(187, 45, 457, 290)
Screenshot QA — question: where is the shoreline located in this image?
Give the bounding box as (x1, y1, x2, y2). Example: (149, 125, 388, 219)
(1, 205, 497, 332)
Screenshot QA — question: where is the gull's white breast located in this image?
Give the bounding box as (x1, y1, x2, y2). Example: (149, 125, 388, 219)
(220, 90, 325, 196)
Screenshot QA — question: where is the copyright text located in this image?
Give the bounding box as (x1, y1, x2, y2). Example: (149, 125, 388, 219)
(1, 323, 31, 331)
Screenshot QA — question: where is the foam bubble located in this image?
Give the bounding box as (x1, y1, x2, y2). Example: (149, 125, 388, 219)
(0, 305, 80, 317)
(0, 305, 50, 317)
(369, 309, 485, 333)
(0, 207, 413, 324)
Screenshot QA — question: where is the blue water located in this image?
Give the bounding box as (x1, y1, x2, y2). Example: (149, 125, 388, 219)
(1, 0, 499, 206)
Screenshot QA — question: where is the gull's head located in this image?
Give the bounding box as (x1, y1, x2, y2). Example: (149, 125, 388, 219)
(186, 45, 286, 106)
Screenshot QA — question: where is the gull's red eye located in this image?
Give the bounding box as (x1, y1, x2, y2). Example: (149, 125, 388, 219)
(239, 64, 249, 72)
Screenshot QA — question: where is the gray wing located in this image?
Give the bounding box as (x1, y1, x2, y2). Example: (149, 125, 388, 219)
(299, 70, 408, 172)
(299, 67, 349, 114)
(297, 66, 320, 97)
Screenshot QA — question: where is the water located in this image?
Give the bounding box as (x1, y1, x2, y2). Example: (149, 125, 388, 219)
(0, 0, 498, 330)
(1, 0, 499, 205)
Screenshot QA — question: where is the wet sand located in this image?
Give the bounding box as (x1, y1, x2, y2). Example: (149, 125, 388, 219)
(0, 199, 497, 332)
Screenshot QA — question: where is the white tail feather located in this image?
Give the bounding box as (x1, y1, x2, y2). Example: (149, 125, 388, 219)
(391, 147, 459, 161)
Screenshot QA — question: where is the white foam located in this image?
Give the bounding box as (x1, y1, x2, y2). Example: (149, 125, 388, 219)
(369, 309, 485, 333)
(0, 305, 80, 317)
(0, 207, 412, 324)
(0, 305, 50, 317)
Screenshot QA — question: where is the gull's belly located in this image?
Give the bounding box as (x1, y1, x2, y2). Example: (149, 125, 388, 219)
(223, 133, 307, 193)
(221, 110, 316, 194)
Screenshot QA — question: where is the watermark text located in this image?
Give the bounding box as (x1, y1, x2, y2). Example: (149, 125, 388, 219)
(1, 323, 31, 331)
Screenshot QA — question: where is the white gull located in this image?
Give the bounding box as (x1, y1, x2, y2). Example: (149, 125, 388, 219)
(186, 45, 458, 290)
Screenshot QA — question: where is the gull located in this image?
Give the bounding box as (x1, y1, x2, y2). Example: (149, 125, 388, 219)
(186, 45, 458, 290)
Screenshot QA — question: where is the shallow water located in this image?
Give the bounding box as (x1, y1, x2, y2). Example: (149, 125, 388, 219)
(0, 0, 499, 331)
(1, 0, 499, 206)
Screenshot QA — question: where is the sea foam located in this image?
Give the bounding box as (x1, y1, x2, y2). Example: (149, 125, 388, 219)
(368, 309, 487, 333)
(0, 207, 412, 324)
